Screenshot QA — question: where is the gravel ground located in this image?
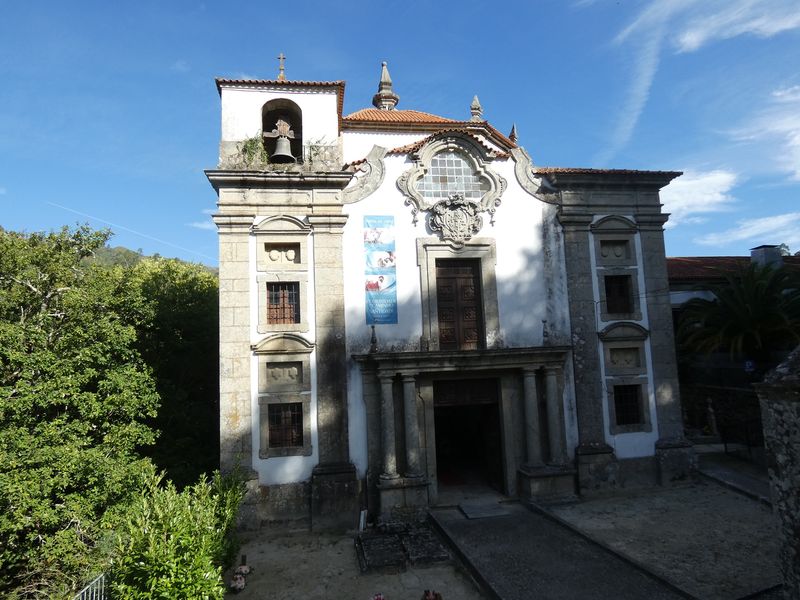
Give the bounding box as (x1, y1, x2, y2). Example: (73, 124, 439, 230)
(224, 526, 484, 600)
(547, 479, 782, 600)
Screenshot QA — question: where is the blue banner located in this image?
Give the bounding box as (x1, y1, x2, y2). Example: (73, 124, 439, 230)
(364, 216, 397, 324)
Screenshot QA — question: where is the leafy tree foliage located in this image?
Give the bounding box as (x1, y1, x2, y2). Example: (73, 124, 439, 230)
(110, 467, 243, 599)
(678, 263, 800, 367)
(129, 259, 219, 488)
(0, 227, 160, 596)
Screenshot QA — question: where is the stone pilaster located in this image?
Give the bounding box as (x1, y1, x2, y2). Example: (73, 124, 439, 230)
(559, 212, 614, 458)
(214, 214, 256, 476)
(307, 213, 359, 530)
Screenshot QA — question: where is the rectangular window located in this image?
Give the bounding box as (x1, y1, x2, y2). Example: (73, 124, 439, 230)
(267, 282, 300, 324)
(605, 275, 633, 314)
(613, 384, 643, 426)
(267, 402, 303, 448)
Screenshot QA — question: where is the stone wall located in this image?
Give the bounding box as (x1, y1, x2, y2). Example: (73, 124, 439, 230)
(756, 347, 800, 599)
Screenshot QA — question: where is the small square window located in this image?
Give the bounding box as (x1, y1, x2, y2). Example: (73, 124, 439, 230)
(613, 384, 643, 426)
(267, 402, 303, 448)
(267, 282, 300, 324)
(605, 275, 633, 314)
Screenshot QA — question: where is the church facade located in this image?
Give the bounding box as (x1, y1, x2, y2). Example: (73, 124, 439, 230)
(206, 63, 692, 527)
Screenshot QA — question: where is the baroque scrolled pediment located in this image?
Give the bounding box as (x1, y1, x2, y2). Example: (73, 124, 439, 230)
(510, 147, 560, 205)
(396, 133, 506, 244)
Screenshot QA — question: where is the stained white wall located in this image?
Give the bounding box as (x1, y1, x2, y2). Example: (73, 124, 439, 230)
(220, 86, 340, 145)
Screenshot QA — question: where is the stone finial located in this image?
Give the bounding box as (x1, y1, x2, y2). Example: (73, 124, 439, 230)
(372, 61, 399, 110)
(470, 95, 483, 121)
(509, 123, 518, 143)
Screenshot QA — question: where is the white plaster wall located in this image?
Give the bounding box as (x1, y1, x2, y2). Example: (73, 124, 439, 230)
(220, 87, 339, 145)
(343, 131, 427, 164)
(491, 160, 549, 347)
(589, 216, 660, 458)
(340, 151, 578, 473)
(249, 222, 320, 485)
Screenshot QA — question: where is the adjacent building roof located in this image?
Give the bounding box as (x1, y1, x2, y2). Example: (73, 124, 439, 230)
(667, 256, 800, 281)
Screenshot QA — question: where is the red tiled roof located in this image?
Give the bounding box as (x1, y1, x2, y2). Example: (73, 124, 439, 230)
(343, 109, 517, 150)
(386, 130, 507, 158)
(343, 108, 459, 124)
(667, 256, 800, 280)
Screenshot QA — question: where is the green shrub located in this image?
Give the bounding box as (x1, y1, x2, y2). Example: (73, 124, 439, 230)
(110, 467, 244, 599)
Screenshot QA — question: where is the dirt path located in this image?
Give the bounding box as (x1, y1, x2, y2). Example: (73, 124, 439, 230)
(225, 527, 484, 600)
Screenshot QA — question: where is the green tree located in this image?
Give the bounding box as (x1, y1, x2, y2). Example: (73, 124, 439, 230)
(129, 258, 220, 487)
(678, 263, 800, 368)
(0, 227, 160, 597)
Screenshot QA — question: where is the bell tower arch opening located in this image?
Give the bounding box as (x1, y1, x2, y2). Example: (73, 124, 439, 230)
(261, 98, 303, 163)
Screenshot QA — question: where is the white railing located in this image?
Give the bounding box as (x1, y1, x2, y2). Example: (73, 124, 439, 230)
(73, 573, 107, 600)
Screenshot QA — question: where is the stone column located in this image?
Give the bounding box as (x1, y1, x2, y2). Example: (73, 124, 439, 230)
(379, 373, 399, 479)
(401, 374, 422, 477)
(522, 367, 544, 467)
(546, 367, 568, 465)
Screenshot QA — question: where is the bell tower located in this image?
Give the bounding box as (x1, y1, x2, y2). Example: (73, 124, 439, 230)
(209, 65, 359, 529)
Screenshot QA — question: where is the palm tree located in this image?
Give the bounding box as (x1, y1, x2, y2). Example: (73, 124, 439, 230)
(678, 263, 800, 368)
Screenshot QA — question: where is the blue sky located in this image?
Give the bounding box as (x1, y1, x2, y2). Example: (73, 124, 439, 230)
(2, 1, 799, 265)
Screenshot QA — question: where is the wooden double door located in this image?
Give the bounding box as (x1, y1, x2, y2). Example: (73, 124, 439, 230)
(436, 258, 484, 351)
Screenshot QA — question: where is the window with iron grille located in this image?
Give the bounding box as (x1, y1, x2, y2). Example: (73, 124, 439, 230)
(267, 402, 303, 448)
(605, 275, 634, 314)
(613, 384, 643, 426)
(267, 282, 300, 324)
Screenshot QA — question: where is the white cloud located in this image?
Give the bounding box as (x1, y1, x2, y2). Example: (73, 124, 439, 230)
(661, 169, 739, 228)
(188, 221, 215, 231)
(772, 85, 800, 102)
(171, 60, 190, 73)
(733, 85, 800, 180)
(673, 0, 800, 53)
(598, 0, 800, 164)
(695, 212, 800, 248)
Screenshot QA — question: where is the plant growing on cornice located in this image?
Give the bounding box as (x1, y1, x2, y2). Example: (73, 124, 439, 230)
(238, 132, 270, 169)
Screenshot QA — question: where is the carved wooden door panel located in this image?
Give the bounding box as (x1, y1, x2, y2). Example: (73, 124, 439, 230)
(436, 259, 483, 351)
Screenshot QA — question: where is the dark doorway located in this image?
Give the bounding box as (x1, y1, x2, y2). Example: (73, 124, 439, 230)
(436, 258, 484, 351)
(433, 379, 503, 492)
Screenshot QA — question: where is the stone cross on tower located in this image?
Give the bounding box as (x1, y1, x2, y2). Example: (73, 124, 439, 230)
(277, 52, 286, 81)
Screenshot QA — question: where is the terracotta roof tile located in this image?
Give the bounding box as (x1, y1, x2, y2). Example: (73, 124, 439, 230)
(667, 256, 800, 280)
(343, 108, 458, 123)
(385, 130, 506, 158)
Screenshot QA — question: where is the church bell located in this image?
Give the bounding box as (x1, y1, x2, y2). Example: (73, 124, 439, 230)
(271, 136, 296, 163)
